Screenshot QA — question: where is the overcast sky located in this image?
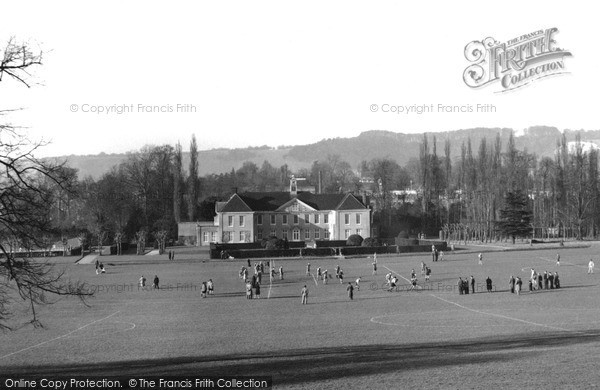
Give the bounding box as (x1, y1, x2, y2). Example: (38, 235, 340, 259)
(0, 0, 596, 157)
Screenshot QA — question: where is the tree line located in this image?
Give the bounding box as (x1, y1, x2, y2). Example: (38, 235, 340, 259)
(45, 130, 600, 251)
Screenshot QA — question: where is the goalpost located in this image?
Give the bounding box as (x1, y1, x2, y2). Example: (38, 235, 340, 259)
(268, 258, 274, 299)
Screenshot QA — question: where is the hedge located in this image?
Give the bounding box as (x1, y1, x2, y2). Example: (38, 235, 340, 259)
(210, 242, 263, 251)
(417, 240, 448, 251)
(341, 246, 398, 256)
(397, 244, 447, 253)
(395, 238, 419, 246)
(314, 240, 347, 248)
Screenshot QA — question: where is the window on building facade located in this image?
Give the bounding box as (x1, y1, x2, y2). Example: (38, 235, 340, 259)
(345, 229, 351, 239)
(293, 215, 299, 224)
(345, 214, 350, 225)
(292, 203, 299, 211)
(203, 232, 209, 243)
(257, 230, 263, 240)
(240, 231, 246, 242)
(304, 214, 310, 224)
(239, 215, 245, 227)
(270, 214, 276, 225)
(270, 229, 277, 238)
(314, 229, 320, 239)
(228, 216, 233, 227)
(324, 229, 330, 239)
(324, 214, 329, 224)
(304, 229, 310, 239)
(283, 230, 288, 240)
(292, 229, 300, 241)
(257, 215, 263, 225)
(356, 228, 362, 236)
(356, 213, 361, 224)
(282, 214, 288, 225)
(315, 214, 320, 223)
(211, 232, 217, 242)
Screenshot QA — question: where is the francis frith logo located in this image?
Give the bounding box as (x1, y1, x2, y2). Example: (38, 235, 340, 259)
(463, 28, 572, 92)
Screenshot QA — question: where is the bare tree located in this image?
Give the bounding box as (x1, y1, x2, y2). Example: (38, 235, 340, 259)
(77, 232, 87, 258)
(154, 230, 168, 255)
(0, 37, 42, 87)
(187, 134, 199, 221)
(0, 39, 91, 329)
(114, 231, 124, 256)
(95, 230, 107, 256)
(134, 230, 147, 255)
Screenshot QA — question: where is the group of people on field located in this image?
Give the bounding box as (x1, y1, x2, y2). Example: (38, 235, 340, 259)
(94, 259, 106, 274)
(242, 259, 284, 299)
(138, 274, 160, 289)
(431, 245, 443, 262)
(300, 260, 369, 304)
(457, 275, 492, 294)
(511, 268, 560, 294)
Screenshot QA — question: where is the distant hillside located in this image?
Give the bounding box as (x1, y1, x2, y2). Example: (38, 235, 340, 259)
(52, 126, 600, 179)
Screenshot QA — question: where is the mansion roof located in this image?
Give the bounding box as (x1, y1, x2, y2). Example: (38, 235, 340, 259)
(220, 192, 367, 213)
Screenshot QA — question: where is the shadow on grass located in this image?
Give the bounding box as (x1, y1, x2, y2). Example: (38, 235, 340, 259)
(4, 329, 600, 386)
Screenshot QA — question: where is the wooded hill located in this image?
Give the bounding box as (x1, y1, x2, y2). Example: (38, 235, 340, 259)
(53, 126, 600, 179)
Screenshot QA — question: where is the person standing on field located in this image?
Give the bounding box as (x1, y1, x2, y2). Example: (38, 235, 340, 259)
(246, 281, 252, 299)
(588, 259, 595, 274)
(301, 285, 308, 304)
(254, 282, 261, 299)
(515, 277, 522, 295)
(347, 282, 354, 300)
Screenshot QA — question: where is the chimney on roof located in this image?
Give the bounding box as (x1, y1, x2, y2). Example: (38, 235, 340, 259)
(318, 170, 322, 194)
(290, 175, 298, 196)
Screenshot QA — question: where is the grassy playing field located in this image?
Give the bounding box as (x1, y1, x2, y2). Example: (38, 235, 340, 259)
(1, 244, 600, 389)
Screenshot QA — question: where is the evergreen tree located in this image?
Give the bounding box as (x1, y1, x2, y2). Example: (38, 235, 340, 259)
(497, 190, 532, 244)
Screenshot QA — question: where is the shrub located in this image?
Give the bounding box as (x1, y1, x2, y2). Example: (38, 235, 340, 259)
(265, 237, 286, 250)
(397, 231, 409, 239)
(346, 234, 363, 246)
(362, 237, 379, 247)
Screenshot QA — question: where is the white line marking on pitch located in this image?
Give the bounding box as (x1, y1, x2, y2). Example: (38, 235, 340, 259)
(539, 256, 587, 269)
(429, 294, 569, 332)
(0, 311, 121, 360)
(268, 278, 272, 299)
(311, 273, 319, 286)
